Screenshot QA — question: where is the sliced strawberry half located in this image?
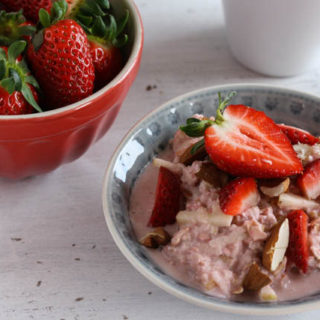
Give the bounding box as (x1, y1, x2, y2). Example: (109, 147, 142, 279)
(297, 159, 320, 199)
(180, 92, 303, 178)
(148, 166, 181, 227)
(219, 177, 259, 216)
(278, 124, 319, 146)
(287, 209, 309, 273)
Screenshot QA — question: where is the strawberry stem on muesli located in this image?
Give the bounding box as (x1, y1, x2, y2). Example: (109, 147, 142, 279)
(180, 90, 237, 137)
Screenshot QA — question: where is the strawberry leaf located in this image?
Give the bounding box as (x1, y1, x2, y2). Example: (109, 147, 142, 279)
(187, 118, 201, 124)
(18, 25, 37, 36)
(116, 10, 129, 37)
(51, 3, 63, 24)
(8, 40, 26, 63)
(180, 119, 213, 137)
(0, 48, 6, 60)
(80, 1, 106, 16)
(0, 59, 6, 80)
(191, 139, 205, 154)
(9, 68, 22, 91)
(96, 0, 110, 10)
(92, 16, 107, 37)
(106, 14, 117, 42)
(25, 75, 40, 91)
(215, 91, 237, 124)
(39, 8, 51, 28)
(17, 59, 30, 74)
(1, 78, 15, 94)
(76, 14, 93, 26)
(21, 83, 42, 113)
(112, 34, 128, 48)
(0, 10, 35, 46)
(32, 30, 44, 52)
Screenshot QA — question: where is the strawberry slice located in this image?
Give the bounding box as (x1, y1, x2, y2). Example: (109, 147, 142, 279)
(148, 166, 181, 227)
(287, 210, 309, 273)
(180, 92, 303, 178)
(297, 159, 320, 199)
(219, 177, 260, 216)
(278, 124, 319, 146)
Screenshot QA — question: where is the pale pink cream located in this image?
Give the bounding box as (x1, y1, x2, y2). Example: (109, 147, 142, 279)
(130, 130, 320, 302)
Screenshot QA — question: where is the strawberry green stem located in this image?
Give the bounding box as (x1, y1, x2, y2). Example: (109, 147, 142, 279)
(67, 0, 129, 48)
(215, 91, 237, 125)
(180, 91, 237, 137)
(0, 40, 42, 112)
(34, 0, 69, 51)
(0, 10, 36, 46)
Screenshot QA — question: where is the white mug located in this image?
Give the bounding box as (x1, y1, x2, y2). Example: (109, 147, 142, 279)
(222, 0, 320, 77)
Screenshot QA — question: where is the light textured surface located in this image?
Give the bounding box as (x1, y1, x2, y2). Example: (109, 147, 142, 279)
(2, 0, 320, 319)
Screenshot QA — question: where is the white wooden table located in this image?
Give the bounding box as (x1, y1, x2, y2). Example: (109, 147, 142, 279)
(2, 1, 320, 319)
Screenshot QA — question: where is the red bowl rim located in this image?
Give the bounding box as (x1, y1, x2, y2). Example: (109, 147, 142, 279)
(0, 0, 144, 121)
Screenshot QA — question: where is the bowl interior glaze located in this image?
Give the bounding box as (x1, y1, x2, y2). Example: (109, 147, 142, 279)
(103, 84, 320, 315)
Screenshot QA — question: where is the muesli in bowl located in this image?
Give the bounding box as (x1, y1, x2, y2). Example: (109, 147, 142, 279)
(103, 84, 320, 315)
(130, 91, 320, 302)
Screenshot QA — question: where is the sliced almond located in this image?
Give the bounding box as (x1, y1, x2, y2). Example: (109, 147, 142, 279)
(243, 262, 272, 291)
(204, 280, 216, 290)
(232, 286, 244, 295)
(273, 256, 287, 276)
(176, 205, 233, 228)
(278, 193, 319, 212)
(152, 158, 182, 175)
(259, 285, 278, 301)
(262, 218, 289, 272)
(260, 178, 290, 197)
(179, 142, 207, 166)
(139, 228, 171, 249)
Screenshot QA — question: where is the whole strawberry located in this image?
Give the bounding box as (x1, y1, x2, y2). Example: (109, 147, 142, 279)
(27, 1, 95, 109)
(1, 0, 52, 23)
(0, 10, 36, 46)
(89, 38, 124, 90)
(67, 0, 129, 89)
(0, 40, 41, 115)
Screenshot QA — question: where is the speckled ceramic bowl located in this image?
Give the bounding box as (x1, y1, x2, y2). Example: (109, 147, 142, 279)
(0, 0, 143, 179)
(102, 84, 320, 315)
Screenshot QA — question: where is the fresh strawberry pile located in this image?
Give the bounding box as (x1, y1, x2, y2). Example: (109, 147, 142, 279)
(0, 0, 129, 114)
(146, 91, 320, 278)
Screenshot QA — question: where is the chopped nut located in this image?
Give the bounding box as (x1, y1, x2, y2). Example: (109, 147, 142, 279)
(139, 228, 171, 249)
(278, 193, 319, 212)
(176, 206, 233, 227)
(243, 262, 271, 291)
(260, 178, 290, 197)
(273, 256, 287, 276)
(259, 285, 278, 301)
(196, 162, 229, 188)
(232, 286, 244, 295)
(204, 280, 216, 290)
(262, 218, 289, 272)
(152, 158, 182, 175)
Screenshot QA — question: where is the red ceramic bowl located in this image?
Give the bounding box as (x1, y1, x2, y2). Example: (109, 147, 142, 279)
(0, 0, 143, 179)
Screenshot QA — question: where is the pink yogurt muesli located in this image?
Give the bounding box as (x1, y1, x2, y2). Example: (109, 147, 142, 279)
(130, 96, 320, 302)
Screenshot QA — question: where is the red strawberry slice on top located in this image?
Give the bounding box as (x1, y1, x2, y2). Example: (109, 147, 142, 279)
(278, 124, 319, 146)
(287, 209, 309, 273)
(148, 166, 181, 227)
(180, 92, 303, 178)
(219, 177, 260, 216)
(297, 159, 320, 199)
